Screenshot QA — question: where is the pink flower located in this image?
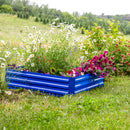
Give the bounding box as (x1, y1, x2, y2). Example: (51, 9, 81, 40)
(103, 51, 108, 56)
(113, 67, 116, 71)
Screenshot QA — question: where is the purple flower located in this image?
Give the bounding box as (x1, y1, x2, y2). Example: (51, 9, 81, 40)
(38, 69, 44, 73)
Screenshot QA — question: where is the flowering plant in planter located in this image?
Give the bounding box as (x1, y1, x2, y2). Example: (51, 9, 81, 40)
(21, 24, 80, 75)
(64, 51, 116, 77)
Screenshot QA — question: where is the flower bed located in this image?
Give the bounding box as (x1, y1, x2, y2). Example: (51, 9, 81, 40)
(6, 69, 104, 96)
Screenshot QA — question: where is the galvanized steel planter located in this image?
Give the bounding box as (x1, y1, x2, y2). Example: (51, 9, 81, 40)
(5, 69, 104, 96)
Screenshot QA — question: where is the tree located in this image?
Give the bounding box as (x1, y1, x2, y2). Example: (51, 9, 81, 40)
(0, 0, 5, 6)
(12, 0, 24, 12)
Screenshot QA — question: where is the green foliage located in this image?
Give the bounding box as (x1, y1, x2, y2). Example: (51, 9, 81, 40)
(125, 24, 130, 34)
(79, 21, 130, 75)
(0, 4, 13, 13)
(23, 24, 79, 75)
(12, 0, 24, 12)
(35, 17, 39, 22)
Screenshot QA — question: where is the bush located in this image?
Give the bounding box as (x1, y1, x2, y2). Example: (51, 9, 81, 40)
(0, 4, 13, 13)
(35, 17, 39, 22)
(79, 21, 130, 75)
(125, 24, 130, 34)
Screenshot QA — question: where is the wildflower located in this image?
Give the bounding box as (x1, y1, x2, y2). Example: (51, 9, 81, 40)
(0, 57, 6, 61)
(81, 72, 84, 75)
(1, 63, 5, 68)
(16, 51, 20, 56)
(38, 69, 44, 73)
(119, 41, 122, 44)
(97, 26, 101, 29)
(113, 67, 116, 71)
(55, 17, 59, 21)
(93, 39, 96, 42)
(31, 63, 34, 67)
(5, 90, 12, 95)
(13, 48, 17, 50)
(80, 56, 84, 61)
(20, 42, 24, 47)
(20, 58, 24, 62)
(1, 40, 5, 44)
(5, 51, 11, 58)
(85, 51, 88, 54)
(27, 58, 31, 62)
(29, 54, 34, 58)
(32, 26, 36, 29)
(28, 33, 33, 39)
(33, 47, 37, 52)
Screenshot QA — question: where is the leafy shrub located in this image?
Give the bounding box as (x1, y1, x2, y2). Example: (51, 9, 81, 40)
(79, 21, 130, 75)
(35, 17, 39, 22)
(125, 24, 130, 34)
(0, 4, 13, 13)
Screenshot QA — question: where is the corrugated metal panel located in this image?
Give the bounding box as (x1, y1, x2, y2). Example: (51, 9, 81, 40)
(6, 69, 104, 96)
(75, 77, 104, 94)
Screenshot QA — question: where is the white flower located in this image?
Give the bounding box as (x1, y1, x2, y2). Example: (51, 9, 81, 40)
(36, 31, 41, 35)
(52, 22, 55, 25)
(16, 51, 20, 56)
(0, 57, 6, 61)
(5, 51, 11, 58)
(33, 47, 37, 52)
(31, 63, 34, 67)
(5, 90, 12, 95)
(73, 73, 76, 77)
(27, 58, 31, 62)
(32, 26, 36, 29)
(93, 39, 96, 42)
(55, 17, 59, 21)
(81, 72, 84, 75)
(102, 39, 106, 42)
(13, 48, 17, 50)
(48, 46, 51, 49)
(22, 53, 24, 57)
(110, 36, 113, 39)
(92, 51, 97, 54)
(29, 54, 34, 58)
(28, 33, 33, 39)
(1, 40, 5, 44)
(20, 58, 24, 62)
(85, 51, 88, 54)
(80, 56, 84, 61)
(5, 53, 9, 58)
(32, 40, 36, 44)
(1, 63, 5, 68)
(38, 39, 41, 43)
(20, 42, 24, 47)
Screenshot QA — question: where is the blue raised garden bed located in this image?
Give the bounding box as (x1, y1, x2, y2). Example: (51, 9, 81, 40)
(5, 69, 104, 96)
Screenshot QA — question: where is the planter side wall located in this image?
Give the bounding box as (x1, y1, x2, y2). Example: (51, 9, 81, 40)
(6, 69, 104, 96)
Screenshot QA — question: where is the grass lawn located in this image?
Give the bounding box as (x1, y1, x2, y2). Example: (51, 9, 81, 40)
(0, 14, 50, 44)
(0, 76, 130, 130)
(125, 35, 130, 40)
